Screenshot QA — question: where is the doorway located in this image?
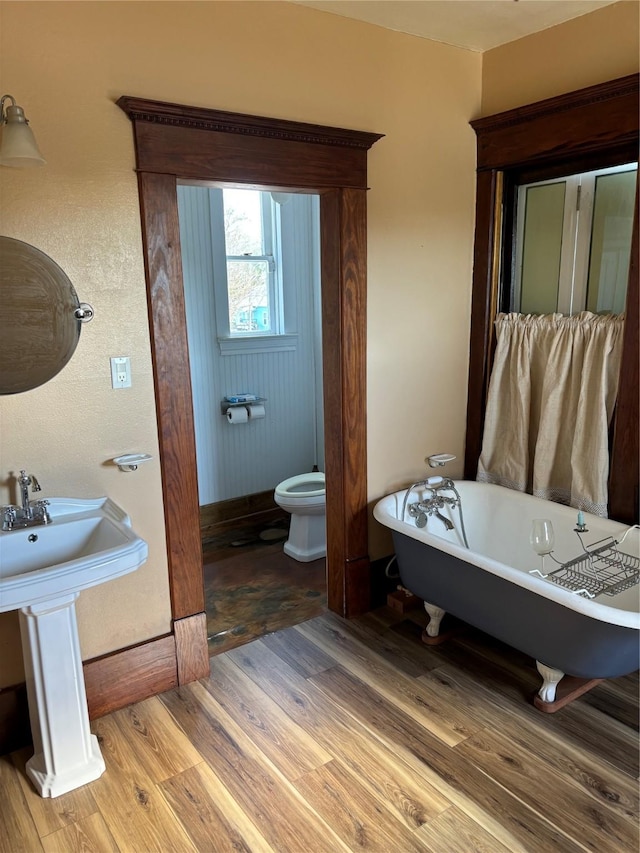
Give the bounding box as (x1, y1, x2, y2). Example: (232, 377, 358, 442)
(117, 96, 383, 682)
(178, 183, 327, 653)
(464, 74, 638, 525)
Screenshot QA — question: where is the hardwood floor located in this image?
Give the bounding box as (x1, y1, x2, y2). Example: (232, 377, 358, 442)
(1, 606, 638, 852)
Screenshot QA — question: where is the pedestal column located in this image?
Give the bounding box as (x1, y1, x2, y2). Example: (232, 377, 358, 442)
(19, 593, 105, 797)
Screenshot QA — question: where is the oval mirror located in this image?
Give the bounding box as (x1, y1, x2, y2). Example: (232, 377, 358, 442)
(0, 236, 92, 394)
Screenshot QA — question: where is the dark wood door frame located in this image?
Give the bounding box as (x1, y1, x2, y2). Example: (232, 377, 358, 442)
(464, 74, 639, 524)
(118, 97, 383, 681)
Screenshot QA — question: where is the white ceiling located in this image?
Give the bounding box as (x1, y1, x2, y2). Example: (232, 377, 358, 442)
(292, 1, 621, 51)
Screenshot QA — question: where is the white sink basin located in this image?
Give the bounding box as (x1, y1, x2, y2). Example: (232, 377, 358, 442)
(0, 496, 148, 798)
(0, 497, 148, 612)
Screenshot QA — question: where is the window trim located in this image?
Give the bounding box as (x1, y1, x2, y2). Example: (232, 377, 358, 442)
(212, 188, 294, 353)
(217, 332, 298, 355)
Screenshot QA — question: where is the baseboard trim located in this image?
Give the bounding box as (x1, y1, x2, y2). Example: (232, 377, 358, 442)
(174, 612, 210, 683)
(0, 682, 30, 756)
(370, 554, 400, 609)
(85, 633, 178, 719)
(200, 490, 280, 536)
(1, 554, 392, 754)
(0, 633, 180, 756)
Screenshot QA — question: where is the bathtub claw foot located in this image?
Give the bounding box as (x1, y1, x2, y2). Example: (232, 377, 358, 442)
(536, 661, 564, 704)
(534, 663, 604, 713)
(421, 601, 463, 646)
(423, 602, 445, 637)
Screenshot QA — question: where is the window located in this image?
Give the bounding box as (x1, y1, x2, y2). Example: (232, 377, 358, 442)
(513, 163, 637, 315)
(209, 187, 297, 354)
(223, 189, 280, 335)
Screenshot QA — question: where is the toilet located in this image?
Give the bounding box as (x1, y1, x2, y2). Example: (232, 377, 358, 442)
(274, 472, 326, 562)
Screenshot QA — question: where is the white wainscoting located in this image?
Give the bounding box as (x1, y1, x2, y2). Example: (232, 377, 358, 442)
(178, 186, 323, 505)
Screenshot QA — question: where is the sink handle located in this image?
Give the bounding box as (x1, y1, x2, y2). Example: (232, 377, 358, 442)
(2, 505, 18, 530)
(31, 500, 51, 524)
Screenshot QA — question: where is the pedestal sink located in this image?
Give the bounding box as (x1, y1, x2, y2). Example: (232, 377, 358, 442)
(0, 497, 148, 797)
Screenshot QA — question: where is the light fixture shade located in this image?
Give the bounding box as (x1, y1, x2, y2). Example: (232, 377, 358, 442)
(270, 192, 293, 206)
(0, 101, 45, 167)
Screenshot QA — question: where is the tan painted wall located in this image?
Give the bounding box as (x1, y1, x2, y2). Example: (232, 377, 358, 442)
(0, 1, 480, 686)
(1, 0, 635, 691)
(481, 1, 639, 115)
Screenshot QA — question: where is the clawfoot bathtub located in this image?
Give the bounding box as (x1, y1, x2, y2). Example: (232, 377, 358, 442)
(373, 481, 639, 711)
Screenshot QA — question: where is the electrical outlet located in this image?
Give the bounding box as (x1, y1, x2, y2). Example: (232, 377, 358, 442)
(110, 356, 132, 389)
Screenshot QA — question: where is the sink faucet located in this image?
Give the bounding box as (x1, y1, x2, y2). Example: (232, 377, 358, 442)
(20, 471, 41, 516)
(2, 470, 51, 531)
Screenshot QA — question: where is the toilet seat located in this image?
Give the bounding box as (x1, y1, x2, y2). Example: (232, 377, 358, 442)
(275, 472, 325, 500)
(274, 472, 326, 562)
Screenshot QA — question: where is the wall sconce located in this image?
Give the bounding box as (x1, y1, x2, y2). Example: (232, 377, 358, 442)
(0, 95, 45, 168)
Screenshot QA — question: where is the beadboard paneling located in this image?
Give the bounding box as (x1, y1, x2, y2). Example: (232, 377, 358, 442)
(178, 187, 323, 504)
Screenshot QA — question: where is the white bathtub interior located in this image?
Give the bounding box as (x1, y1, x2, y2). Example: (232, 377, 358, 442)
(376, 482, 639, 625)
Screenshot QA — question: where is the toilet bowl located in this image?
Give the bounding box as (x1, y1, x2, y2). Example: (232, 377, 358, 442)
(274, 472, 326, 562)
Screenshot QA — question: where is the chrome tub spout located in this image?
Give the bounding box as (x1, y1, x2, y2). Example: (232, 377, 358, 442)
(434, 509, 454, 531)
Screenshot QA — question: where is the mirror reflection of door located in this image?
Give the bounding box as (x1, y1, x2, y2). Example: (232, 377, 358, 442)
(513, 163, 637, 315)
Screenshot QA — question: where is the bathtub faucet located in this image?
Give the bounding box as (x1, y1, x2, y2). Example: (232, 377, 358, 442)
(406, 479, 461, 531)
(411, 492, 457, 530)
(401, 476, 470, 547)
(434, 509, 455, 531)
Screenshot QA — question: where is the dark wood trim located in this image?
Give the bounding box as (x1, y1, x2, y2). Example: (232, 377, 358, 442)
(472, 74, 639, 171)
(117, 96, 382, 150)
(174, 613, 209, 684)
(85, 634, 178, 719)
(0, 682, 30, 755)
(203, 507, 285, 542)
(464, 169, 502, 479)
(465, 75, 639, 523)
(321, 188, 370, 616)
(118, 97, 383, 191)
(0, 634, 179, 754)
(118, 97, 382, 681)
(200, 490, 279, 534)
(320, 188, 347, 613)
(608, 179, 639, 524)
(137, 170, 205, 620)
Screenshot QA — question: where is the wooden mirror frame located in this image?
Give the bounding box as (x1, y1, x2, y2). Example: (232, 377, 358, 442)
(464, 74, 639, 524)
(118, 96, 383, 681)
(0, 237, 87, 394)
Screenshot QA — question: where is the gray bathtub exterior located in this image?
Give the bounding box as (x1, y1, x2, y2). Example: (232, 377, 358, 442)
(392, 530, 640, 680)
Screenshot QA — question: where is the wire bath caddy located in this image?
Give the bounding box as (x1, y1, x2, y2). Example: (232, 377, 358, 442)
(543, 538, 639, 599)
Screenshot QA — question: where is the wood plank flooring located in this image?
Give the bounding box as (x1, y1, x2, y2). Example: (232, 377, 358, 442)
(1, 606, 638, 852)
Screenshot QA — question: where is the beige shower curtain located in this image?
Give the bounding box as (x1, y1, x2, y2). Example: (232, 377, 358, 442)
(477, 312, 625, 517)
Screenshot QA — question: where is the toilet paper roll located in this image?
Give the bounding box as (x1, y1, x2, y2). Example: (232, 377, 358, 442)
(226, 406, 248, 424)
(246, 404, 266, 420)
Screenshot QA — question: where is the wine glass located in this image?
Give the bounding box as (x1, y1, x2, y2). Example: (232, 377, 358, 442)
(530, 519, 555, 574)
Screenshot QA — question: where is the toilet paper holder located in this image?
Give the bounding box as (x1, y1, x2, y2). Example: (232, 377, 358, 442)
(220, 396, 267, 415)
